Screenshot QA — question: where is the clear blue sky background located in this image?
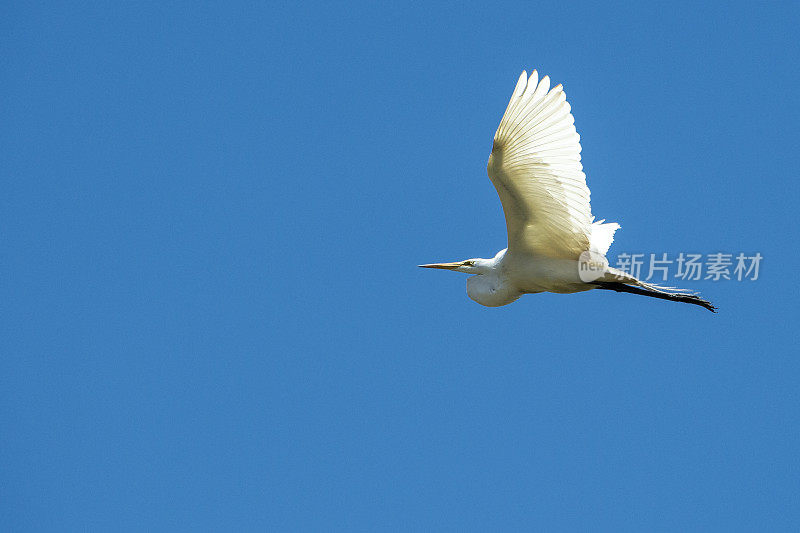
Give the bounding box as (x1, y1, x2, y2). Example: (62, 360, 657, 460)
(3, 2, 799, 530)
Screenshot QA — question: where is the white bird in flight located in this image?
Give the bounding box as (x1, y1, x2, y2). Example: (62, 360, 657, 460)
(420, 70, 715, 312)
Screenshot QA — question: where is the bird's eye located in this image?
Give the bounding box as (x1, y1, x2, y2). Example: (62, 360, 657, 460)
(464, 260, 474, 266)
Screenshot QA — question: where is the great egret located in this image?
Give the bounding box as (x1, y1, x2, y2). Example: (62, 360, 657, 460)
(420, 70, 716, 312)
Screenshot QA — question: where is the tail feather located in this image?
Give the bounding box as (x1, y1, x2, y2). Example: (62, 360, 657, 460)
(589, 220, 620, 255)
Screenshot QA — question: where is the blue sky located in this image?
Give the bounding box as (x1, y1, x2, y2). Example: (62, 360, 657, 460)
(3, 1, 799, 530)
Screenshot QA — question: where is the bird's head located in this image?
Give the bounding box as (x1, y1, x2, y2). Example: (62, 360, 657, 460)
(418, 258, 491, 274)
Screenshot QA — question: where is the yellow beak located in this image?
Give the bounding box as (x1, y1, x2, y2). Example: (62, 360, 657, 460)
(418, 261, 464, 270)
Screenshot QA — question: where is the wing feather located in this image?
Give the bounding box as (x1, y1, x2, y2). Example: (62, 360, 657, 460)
(487, 71, 594, 259)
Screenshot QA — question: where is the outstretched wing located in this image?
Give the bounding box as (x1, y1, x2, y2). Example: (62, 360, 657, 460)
(487, 70, 593, 259)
